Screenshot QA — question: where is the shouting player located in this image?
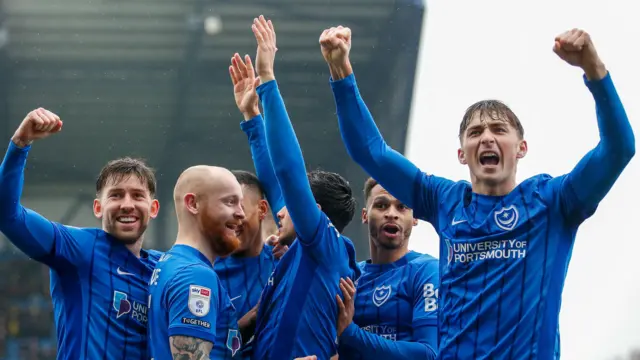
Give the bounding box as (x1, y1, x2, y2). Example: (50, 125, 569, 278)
(232, 15, 361, 359)
(335, 177, 439, 359)
(148, 165, 244, 360)
(0, 108, 162, 359)
(322, 27, 635, 359)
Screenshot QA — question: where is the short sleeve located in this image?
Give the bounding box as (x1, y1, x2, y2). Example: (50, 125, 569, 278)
(412, 259, 440, 329)
(166, 265, 220, 343)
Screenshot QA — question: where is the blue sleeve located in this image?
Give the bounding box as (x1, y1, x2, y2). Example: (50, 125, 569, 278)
(339, 323, 436, 360)
(257, 80, 322, 244)
(240, 115, 285, 219)
(166, 265, 220, 343)
(411, 260, 439, 349)
(544, 73, 635, 224)
(330, 75, 455, 224)
(0, 141, 90, 267)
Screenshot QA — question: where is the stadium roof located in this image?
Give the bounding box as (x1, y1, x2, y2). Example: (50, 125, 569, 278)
(0, 0, 426, 255)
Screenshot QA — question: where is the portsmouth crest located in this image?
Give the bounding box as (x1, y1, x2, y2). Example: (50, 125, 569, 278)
(188, 285, 211, 317)
(226, 329, 242, 356)
(494, 205, 519, 231)
(372, 285, 392, 307)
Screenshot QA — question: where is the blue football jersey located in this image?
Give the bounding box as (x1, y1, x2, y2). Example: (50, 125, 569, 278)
(148, 245, 241, 360)
(338, 251, 439, 359)
(414, 173, 595, 359)
(41, 225, 159, 359)
(214, 243, 278, 359)
(251, 214, 361, 360)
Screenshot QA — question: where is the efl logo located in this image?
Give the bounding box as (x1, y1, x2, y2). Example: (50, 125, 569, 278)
(188, 285, 211, 317)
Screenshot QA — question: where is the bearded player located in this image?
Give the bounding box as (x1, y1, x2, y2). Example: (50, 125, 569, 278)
(148, 166, 245, 360)
(335, 178, 439, 359)
(0, 108, 162, 359)
(322, 27, 635, 359)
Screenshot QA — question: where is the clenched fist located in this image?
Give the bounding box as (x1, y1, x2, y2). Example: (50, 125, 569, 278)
(553, 28, 607, 80)
(12, 108, 63, 148)
(319, 26, 353, 80)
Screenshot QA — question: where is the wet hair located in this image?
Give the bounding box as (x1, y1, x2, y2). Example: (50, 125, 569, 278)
(232, 170, 266, 199)
(96, 157, 157, 196)
(363, 177, 379, 202)
(458, 100, 524, 140)
(308, 170, 357, 233)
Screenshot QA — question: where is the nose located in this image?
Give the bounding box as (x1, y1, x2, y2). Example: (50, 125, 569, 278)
(480, 130, 496, 146)
(277, 209, 285, 220)
(384, 206, 400, 220)
(120, 194, 134, 212)
(235, 205, 246, 220)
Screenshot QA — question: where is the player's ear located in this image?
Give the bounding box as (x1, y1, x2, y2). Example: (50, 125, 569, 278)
(93, 198, 103, 218)
(316, 203, 322, 211)
(516, 140, 528, 159)
(184, 193, 198, 215)
(258, 199, 268, 220)
(149, 199, 160, 219)
(458, 148, 467, 165)
(361, 208, 368, 224)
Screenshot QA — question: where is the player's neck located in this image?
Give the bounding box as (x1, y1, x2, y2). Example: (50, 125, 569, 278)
(369, 241, 409, 265)
(232, 230, 263, 258)
(125, 239, 144, 258)
(174, 228, 217, 264)
(472, 178, 517, 196)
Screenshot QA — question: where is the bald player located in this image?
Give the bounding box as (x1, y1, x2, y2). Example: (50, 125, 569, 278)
(148, 166, 245, 360)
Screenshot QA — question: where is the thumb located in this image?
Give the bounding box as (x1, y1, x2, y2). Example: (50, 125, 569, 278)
(52, 120, 63, 133)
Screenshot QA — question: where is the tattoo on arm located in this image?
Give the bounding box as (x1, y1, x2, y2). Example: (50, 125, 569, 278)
(170, 336, 213, 360)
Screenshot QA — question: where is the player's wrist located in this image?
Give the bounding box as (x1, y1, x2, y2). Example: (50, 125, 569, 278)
(582, 59, 607, 81)
(11, 135, 32, 148)
(328, 60, 353, 81)
(242, 107, 261, 121)
(258, 72, 275, 84)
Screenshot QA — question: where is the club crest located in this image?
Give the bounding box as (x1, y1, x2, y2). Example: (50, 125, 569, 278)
(494, 205, 519, 231)
(372, 285, 392, 307)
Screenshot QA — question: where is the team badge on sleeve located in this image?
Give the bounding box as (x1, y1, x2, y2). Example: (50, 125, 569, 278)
(188, 285, 211, 317)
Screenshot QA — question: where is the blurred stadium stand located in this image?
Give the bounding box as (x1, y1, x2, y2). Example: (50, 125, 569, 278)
(0, 0, 426, 358)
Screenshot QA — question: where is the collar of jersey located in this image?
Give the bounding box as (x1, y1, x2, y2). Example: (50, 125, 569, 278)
(170, 244, 213, 268)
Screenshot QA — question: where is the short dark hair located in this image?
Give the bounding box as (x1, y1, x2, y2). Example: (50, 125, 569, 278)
(363, 177, 379, 202)
(458, 100, 524, 140)
(96, 157, 157, 197)
(308, 170, 356, 233)
(232, 170, 265, 199)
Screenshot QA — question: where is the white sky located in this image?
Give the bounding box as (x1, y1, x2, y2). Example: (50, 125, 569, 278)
(405, 1, 640, 359)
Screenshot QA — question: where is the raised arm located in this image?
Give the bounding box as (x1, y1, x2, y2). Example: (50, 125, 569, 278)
(318, 26, 423, 210)
(0, 109, 63, 261)
(250, 15, 322, 242)
(229, 54, 284, 219)
(548, 29, 635, 222)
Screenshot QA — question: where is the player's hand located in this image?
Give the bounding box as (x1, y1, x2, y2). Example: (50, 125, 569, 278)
(294, 356, 317, 360)
(266, 234, 289, 259)
(319, 26, 353, 80)
(11, 108, 63, 148)
(229, 53, 260, 120)
(252, 15, 277, 84)
(553, 28, 607, 80)
(336, 277, 356, 337)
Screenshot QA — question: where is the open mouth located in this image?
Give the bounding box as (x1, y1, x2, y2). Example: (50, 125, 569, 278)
(226, 223, 241, 237)
(479, 151, 500, 166)
(381, 223, 401, 238)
